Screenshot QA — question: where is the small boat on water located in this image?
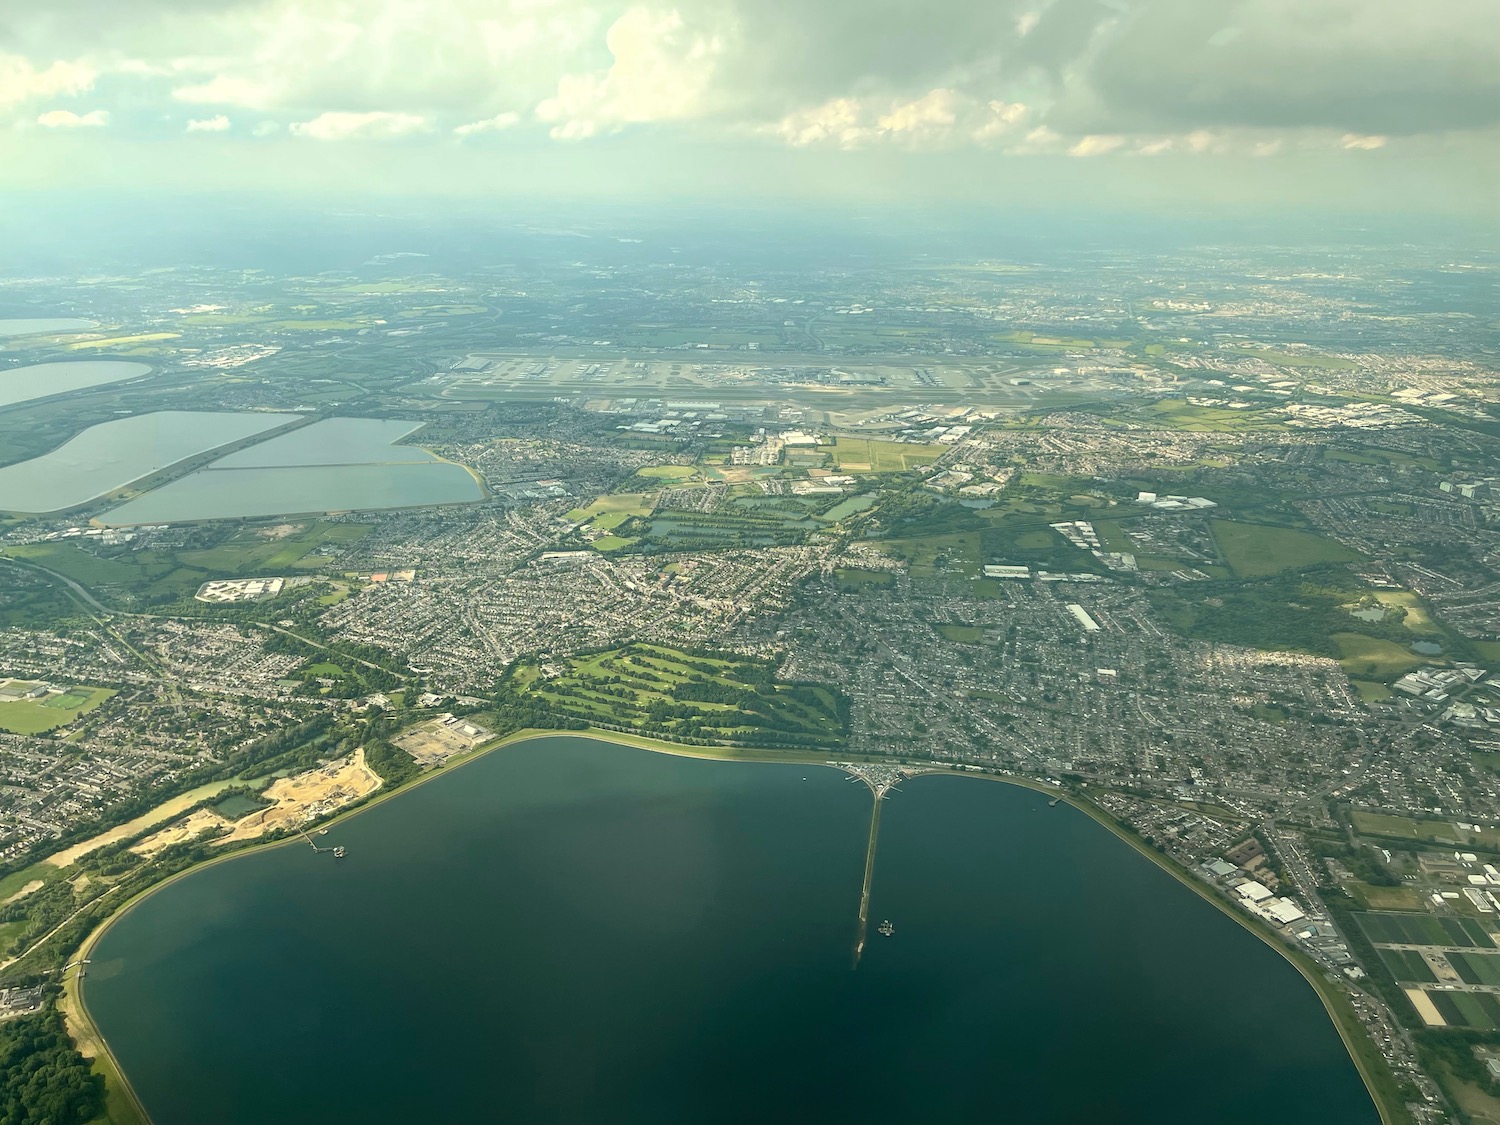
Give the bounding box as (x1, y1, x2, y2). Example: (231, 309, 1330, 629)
(878, 919, 894, 937)
(332, 846, 346, 858)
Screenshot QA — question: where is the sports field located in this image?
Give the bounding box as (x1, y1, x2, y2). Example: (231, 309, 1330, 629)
(0, 686, 113, 735)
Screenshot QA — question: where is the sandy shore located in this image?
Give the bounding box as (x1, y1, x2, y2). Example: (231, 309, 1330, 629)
(44, 781, 240, 868)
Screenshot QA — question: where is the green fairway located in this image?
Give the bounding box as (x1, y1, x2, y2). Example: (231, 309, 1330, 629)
(1211, 520, 1360, 577)
(504, 642, 848, 749)
(0, 686, 113, 734)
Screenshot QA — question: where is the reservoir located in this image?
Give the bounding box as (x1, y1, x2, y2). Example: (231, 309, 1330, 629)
(0, 411, 291, 512)
(0, 359, 152, 411)
(102, 417, 481, 524)
(83, 737, 1377, 1125)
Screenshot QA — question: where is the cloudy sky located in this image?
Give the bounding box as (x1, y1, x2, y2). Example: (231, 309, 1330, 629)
(2, 0, 1496, 216)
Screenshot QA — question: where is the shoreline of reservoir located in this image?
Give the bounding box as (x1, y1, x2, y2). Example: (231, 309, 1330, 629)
(63, 727, 1393, 1125)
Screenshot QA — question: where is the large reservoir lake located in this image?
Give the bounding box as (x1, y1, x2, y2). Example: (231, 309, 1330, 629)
(103, 417, 480, 524)
(0, 411, 290, 513)
(84, 737, 1377, 1125)
(0, 359, 152, 410)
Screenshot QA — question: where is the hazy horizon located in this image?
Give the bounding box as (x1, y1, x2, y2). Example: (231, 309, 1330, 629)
(2, 0, 1497, 222)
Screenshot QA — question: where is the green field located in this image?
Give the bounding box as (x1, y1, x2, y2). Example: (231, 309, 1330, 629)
(1147, 400, 1290, 433)
(1346, 881, 1426, 910)
(1357, 911, 1495, 948)
(881, 531, 984, 579)
(1427, 989, 1500, 1029)
(1323, 446, 1441, 472)
(1449, 952, 1500, 987)
(936, 624, 985, 644)
(1371, 590, 1444, 635)
(833, 568, 895, 592)
(1211, 520, 1361, 578)
(175, 521, 371, 574)
(1379, 948, 1438, 983)
(591, 534, 636, 552)
(0, 686, 114, 734)
(566, 493, 655, 531)
(830, 438, 943, 473)
(504, 642, 847, 749)
(1351, 680, 1394, 704)
(1230, 344, 1356, 371)
(1352, 811, 1500, 849)
(7, 542, 159, 586)
(635, 465, 697, 480)
(1334, 633, 1425, 679)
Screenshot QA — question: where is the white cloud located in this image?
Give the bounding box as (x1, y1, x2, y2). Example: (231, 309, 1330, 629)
(186, 114, 230, 133)
(1253, 138, 1283, 156)
(0, 54, 96, 110)
(290, 111, 430, 141)
(454, 111, 521, 137)
(973, 100, 1029, 142)
(773, 97, 866, 147)
(536, 6, 727, 140)
(1341, 133, 1387, 150)
(1183, 129, 1219, 153)
(172, 74, 277, 110)
(775, 90, 1023, 149)
(878, 89, 958, 134)
(1068, 134, 1125, 157)
(36, 108, 109, 128)
(1016, 11, 1041, 37)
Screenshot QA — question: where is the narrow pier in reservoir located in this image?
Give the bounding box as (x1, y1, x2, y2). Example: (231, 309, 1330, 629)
(837, 762, 908, 968)
(852, 794, 883, 967)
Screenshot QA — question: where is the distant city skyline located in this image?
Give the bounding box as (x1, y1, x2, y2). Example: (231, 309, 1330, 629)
(2, 0, 1496, 217)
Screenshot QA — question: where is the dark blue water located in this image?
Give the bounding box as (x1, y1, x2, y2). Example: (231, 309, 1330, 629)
(85, 738, 1377, 1124)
